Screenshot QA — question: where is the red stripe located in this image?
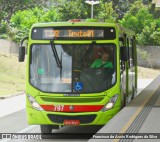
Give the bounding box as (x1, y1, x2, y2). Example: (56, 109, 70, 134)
(41, 105, 104, 112)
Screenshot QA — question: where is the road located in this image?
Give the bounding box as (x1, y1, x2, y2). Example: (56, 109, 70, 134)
(0, 79, 153, 141)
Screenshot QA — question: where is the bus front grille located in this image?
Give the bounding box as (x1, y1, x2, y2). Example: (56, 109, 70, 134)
(47, 114, 97, 124)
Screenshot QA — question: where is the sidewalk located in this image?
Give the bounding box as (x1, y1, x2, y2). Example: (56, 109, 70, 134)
(0, 93, 25, 117)
(0, 91, 25, 99)
(137, 79, 153, 94)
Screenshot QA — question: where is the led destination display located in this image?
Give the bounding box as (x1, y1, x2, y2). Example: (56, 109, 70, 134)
(32, 27, 116, 40)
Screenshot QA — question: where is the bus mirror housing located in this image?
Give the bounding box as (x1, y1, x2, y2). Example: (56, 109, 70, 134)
(19, 36, 28, 62)
(120, 46, 128, 61)
(19, 46, 25, 62)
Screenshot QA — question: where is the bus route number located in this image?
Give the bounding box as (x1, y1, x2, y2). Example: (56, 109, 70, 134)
(54, 105, 64, 111)
(44, 30, 60, 38)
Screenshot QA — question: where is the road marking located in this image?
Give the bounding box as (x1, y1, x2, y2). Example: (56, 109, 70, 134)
(112, 85, 159, 142)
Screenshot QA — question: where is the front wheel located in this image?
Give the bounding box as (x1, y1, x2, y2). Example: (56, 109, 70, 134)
(131, 86, 135, 100)
(40, 125, 53, 134)
(122, 92, 127, 109)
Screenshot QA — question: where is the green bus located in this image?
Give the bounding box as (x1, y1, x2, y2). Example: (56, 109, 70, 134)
(19, 19, 137, 133)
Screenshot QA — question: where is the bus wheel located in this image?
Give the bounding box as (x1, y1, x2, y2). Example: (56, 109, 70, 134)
(122, 93, 127, 108)
(131, 86, 135, 100)
(40, 125, 53, 134)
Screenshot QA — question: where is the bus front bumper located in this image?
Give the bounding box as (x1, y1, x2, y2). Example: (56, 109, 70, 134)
(26, 106, 120, 125)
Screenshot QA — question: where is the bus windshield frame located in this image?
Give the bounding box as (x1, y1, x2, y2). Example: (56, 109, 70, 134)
(29, 43, 116, 94)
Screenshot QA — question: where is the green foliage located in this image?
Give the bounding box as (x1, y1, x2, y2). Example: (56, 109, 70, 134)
(9, 7, 45, 42)
(55, 0, 89, 20)
(137, 21, 160, 45)
(111, 0, 130, 19)
(11, 8, 44, 30)
(1, 0, 160, 46)
(128, 0, 144, 15)
(0, 0, 49, 22)
(98, 1, 118, 20)
(150, 31, 160, 45)
(41, 7, 59, 22)
(8, 0, 90, 42)
(120, 1, 160, 46)
(120, 7, 154, 34)
(0, 21, 7, 34)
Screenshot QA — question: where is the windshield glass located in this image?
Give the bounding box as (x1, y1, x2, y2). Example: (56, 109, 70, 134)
(30, 44, 116, 93)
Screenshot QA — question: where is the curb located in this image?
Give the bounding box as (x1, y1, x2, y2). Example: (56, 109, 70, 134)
(0, 91, 25, 99)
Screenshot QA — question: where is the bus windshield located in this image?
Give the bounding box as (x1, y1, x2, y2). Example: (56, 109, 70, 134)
(30, 43, 116, 93)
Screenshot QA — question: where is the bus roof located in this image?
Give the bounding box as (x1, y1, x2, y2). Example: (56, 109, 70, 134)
(32, 21, 117, 28)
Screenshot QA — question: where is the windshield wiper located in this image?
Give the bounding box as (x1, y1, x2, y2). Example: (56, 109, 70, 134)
(81, 41, 96, 62)
(50, 41, 62, 69)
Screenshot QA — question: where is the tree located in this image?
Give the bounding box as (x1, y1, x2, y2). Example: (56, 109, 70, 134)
(100, 0, 131, 19)
(41, 7, 60, 22)
(120, 2, 160, 45)
(54, 0, 89, 21)
(0, 0, 49, 23)
(127, 0, 144, 15)
(10, 7, 45, 42)
(120, 7, 154, 34)
(98, 1, 118, 20)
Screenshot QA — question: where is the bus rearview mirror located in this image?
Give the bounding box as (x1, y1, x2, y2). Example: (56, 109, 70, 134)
(120, 46, 128, 61)
(19, 46, 25, 62)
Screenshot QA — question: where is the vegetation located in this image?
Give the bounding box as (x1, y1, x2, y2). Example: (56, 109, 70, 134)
(0, 53, 25, 97)
(0, 0, 159, 45)
(120, 1, 160, 45)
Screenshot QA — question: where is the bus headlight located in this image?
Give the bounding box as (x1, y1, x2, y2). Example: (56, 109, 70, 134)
(27, 94, 43, 111)
(101, 94, 118, 112)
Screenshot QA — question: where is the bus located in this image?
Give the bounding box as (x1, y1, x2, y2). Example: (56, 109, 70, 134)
(19, 19, 137, 134)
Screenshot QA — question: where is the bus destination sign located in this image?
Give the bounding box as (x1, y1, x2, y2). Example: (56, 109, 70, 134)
(31, 27, 116, 40)
(43, 29, 98, 38)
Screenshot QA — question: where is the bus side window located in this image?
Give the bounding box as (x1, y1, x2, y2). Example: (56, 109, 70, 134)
(119, 37, 125, 72)
(128, 38, 134, 68)
(131, 38, 136, 66)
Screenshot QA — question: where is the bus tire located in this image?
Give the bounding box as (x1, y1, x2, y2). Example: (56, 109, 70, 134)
(122, 93, 127, 108)
(131, 86, 135, 100)
(40, 125, 53, 134)
(124, 93, 127, 107)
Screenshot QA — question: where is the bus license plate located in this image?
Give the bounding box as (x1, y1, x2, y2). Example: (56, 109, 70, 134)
(64, 120, 80, 126)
